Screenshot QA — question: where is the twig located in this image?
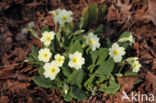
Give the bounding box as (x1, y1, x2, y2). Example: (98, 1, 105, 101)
(83, 0, 88, 6)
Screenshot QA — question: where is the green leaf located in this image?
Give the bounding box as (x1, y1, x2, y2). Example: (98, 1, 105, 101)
(29, 29, 39, 38)
(56, 32, 61, 42)
(64, 23, 71, 35)
(79, 18, 84, 29)
(116, 73, 123, 77)
(33, 75, 54, 88)
(41, 26, 50, 33)
(106, 38, 112, 48)
(121, 43, 130, 49)
(62, 67, 72, 77)
(70, 86, 87, 100)
(31, 46, 38, 56)
(67, 69, 85, 85)
(118, 31, 132, 48)
(54, 77, 63, 88)
(94, 24, 104, 36)
(119, 31, 131, 38)
(98, 80, 121, 94)
(64, 93, 73, 102)
(97, 5, 107, 21)
(84, 74, 95, 89)
(38, 67, 44, 75)
(28, 46, 39, 62)
(134, 79, 143, 85)
(96, 48, 108, 65)
(88, 64, 96, 73)
(86, 46, 91, 54)
(82, 3, 97, 28)
(90, 51, 98, 64)
(96, 76, 107, 84)
(74, 30, 85, 35)
(124, 71, 138, 76)
(95, 59, 115, 77)
(69, 40, 83, 54)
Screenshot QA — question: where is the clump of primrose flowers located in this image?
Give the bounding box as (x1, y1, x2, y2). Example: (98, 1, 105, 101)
(26, 7, 141, 102)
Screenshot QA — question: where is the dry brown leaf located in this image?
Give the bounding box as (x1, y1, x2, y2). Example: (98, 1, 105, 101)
(152, 59, 156, 70)
(0, 96, 9, 103)
(26, 1, 41, 7)
(144, 0, 156, 25)
(117, 76, 138, 92)
(146, 71, 156, 93)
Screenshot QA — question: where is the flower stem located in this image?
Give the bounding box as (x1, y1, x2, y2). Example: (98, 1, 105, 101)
(118, 61, 125, 73)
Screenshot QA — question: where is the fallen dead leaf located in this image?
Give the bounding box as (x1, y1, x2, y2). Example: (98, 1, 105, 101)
(145, 71, 156, 93)
(117, 76, 138, 92)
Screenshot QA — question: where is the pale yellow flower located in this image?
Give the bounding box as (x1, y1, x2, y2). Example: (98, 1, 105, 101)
(54, 54, 65, 67)
(68, 51, 85, 69)
(109, 43, 125, 62)
(43, 61, 60, 80)
(38, 48, 52, 62)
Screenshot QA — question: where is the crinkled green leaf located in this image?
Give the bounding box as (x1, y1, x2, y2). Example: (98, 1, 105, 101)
(64, 93, 73, 102)
(41, 26, 50, 33)
(95, 59, 114, 77)
(62, 67, 72, 77)
(67, 69, 85, 85)
(38, 67, 44, 75)
(96, 76, 107, 84)
(90, 51, 98, 64)
(98, 80, 121, 94)
(28, 46, 39, 64)
(88, 64, 96, 73)
(69, 40, 83, 54)
(70, 86, 87, 100)
(84, 74, 95, 89)
(31, 46, 38, 57)
(96, 48, 108, 65)
(33, 75, 54, 88)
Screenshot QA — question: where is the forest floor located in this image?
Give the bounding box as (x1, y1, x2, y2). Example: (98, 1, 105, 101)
(0, 0, 156, 103)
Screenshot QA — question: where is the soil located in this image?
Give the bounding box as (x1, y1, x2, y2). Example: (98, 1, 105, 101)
(0, 0, 156, 103)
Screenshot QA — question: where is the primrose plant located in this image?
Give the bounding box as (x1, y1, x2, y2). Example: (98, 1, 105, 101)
(25, 4, 141, 101)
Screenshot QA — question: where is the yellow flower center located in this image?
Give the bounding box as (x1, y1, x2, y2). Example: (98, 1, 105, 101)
(43, 53, 48, 58)
(62, 16, 67, 21)
(58, 58, 62, 62)
(46, 36, 51, 41)
(133, 65, 137, 69)
(50, 68, 56, 74)
(113, 50, 119, 56)
(89, 40, 93, 45)
(73, 58, 78, 63)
